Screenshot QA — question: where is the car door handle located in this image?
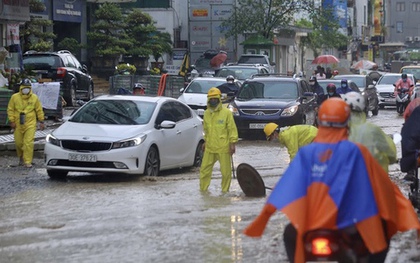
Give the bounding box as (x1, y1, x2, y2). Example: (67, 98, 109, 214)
(176, 130, 182, 135)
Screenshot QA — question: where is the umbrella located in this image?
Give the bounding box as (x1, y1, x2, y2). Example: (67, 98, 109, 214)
(210, 51, 227, 68)
(178, 52, 190, 77)
(311, 55, 340, 64)
(351, 59, 377, 70)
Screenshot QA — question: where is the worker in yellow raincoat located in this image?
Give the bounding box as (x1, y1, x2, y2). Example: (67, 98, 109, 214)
(7, 79, 45, 168)
(264, 123, 318, 161)
(200, 87, 238, 193)
(343, 92, 397, 174)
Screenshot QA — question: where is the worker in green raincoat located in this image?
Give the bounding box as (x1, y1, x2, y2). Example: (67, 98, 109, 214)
(7, 79, 45, 168)
(264, 123, 318, 161)
(343, 92, 397, 173)
(200, 87, 238, 193)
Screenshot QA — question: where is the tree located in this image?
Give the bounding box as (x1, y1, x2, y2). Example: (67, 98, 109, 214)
(20, 0, 56, 52)
(296, 7, 348, 57)
(221, 0, 314, 40)
(149, 31, 173, 62)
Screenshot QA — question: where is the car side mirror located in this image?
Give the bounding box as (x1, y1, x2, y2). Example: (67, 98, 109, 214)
(82, 64, 88, 73)
(300, 92, 314, 103)
(270, 62, 276, 66)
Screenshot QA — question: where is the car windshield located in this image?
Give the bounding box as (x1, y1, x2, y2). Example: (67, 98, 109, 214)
(184, 79, 226, 94)
(23, 55, 61, 69)
(70, 100, 156, 125)
(343, 77, 364, 89)
(237, 81, 298, 100)
(238, 56, 266, 64)
(401, 68, 420, 81)
(215, 68, 259, 80)
(318, 81, 340, 93)
(377, 75, 403, 85)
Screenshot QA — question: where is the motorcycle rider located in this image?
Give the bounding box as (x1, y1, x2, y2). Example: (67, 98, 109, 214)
(263, 123, 317, 161)
(336, 79, 353, 94)
(308, 76, 325, 105)
(403, 97, 420, 121)
(394, 73, 414, 114)
(217, 75, 239, 100)
(244, 98, 420, 263)
(400, 106, 420, 182)
(343, 91, 397, 173)
(325, 83, 341, 99)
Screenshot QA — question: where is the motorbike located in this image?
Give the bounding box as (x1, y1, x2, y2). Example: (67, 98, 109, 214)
(236, 163, 372, 262)
(394, 84, 412, 115)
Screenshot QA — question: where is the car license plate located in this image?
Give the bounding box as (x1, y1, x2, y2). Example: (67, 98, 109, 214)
(249, 123, 266, 129)
(385, 98, 395, 102)
(69, 153, 97, 162)
(197, 109, 205, 116)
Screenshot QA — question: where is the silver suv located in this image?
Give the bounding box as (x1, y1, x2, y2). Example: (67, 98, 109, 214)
(237, 54, 276, 73)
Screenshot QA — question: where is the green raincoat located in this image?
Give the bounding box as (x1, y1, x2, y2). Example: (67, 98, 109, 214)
(278, 125, 318, 160)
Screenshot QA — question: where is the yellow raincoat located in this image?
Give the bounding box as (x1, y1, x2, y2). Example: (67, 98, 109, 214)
(7, 84, 44, 166)
(278, 125, 318, 160)
(349, 111, 396, 173)
(200, 95, 238, 192)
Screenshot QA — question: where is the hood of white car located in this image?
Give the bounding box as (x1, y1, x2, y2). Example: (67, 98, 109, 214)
(178, 93, 208, 106)
(375, 84, 394, 92)
(51, 121, 146, 141)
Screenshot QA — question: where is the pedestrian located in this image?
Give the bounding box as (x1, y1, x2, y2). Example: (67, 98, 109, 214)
(263, 123, 317, 161)
(244, 98, 420, 263)
(7, 79, 45, 168)
(325, 67, 332, 79)
(336, 78, 353, 94)
(199, 87, 238, 193)
(403, 97, 420, 121)
(343, 92, 397, 174)
(132, 83, 146, 95)
(315, 66, 326, 79)
(325, 83, 341, 99)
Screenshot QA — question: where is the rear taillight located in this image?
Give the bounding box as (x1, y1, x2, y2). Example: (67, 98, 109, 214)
(311, 237, 332, 256)
(57, 67, 66, 78)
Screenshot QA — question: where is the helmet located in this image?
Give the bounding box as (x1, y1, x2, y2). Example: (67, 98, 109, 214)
(341, 79, 347, 84)
(326, 83, 337, 93)
(21, 78, 32, 87)
(318, 98, 350, 128)
(402, 73, 408, 79)
(226, 75, 235, 81)
(207, 87, 221, 98)
(343, 91, 366, 112)
(264, 123, 279, 140)
(133, 83, 144, 89)
(333, 70, 339, 75)
(309, 76, 317, 82)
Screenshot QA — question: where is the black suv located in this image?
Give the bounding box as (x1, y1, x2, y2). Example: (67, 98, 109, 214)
(23, 50, 94, 106)
(228, 74, 318, 140)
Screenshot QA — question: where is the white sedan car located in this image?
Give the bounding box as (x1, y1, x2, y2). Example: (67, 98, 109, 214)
(376, 73, 415, 108)
(44, 95, 204, 179)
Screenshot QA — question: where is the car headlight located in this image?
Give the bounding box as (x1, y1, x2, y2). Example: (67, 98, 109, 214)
(46, 133, 60, 147)
(281, 105, 299, 116)
(112, 134, 147, 149)
(228, 104, 239, 116)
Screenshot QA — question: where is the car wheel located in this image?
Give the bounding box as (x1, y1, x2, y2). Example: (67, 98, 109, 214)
(193, 140, 204, 167)
(66, 83, 77, 107)
(87, 83, 94, 101)
(47, 169, 68, 180)
(144, 146, 160, 176)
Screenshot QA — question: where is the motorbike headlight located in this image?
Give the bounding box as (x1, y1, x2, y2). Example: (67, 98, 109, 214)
(112, 134, 147, 149)
(46, 134, 60, 147)
(281, 105, 299, 116)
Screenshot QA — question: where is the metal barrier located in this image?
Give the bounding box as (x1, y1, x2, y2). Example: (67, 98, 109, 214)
(109, 75, 184, 98)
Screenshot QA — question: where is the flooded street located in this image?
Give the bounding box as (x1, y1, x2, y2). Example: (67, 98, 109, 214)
(0, 108, 419, 263)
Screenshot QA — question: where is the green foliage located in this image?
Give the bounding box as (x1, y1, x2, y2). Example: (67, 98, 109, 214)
(221, 0, 314, 39)
(57, 37, 82, 54)
(21, 12, 56, 52)
(29, 0, 46, 12)
(115, 63, 136, 75)
(150, 31, 173, 62)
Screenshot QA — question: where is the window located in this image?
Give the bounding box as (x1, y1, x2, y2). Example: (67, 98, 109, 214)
(396, 2, 405, 12)
(413, 2, 420, 11)
(396, 22, 404, 33)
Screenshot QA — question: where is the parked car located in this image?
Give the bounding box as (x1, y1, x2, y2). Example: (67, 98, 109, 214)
(322, 77, 379, 115)
(177, 77, 241, 118)
(214, 64, 269, 81)
(228, 75, 317, 139)
(44, 95, 204, 179)
(375, 73, 416, 108)
(22, 50, 94, 107)
(237, 54, 276, 73)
